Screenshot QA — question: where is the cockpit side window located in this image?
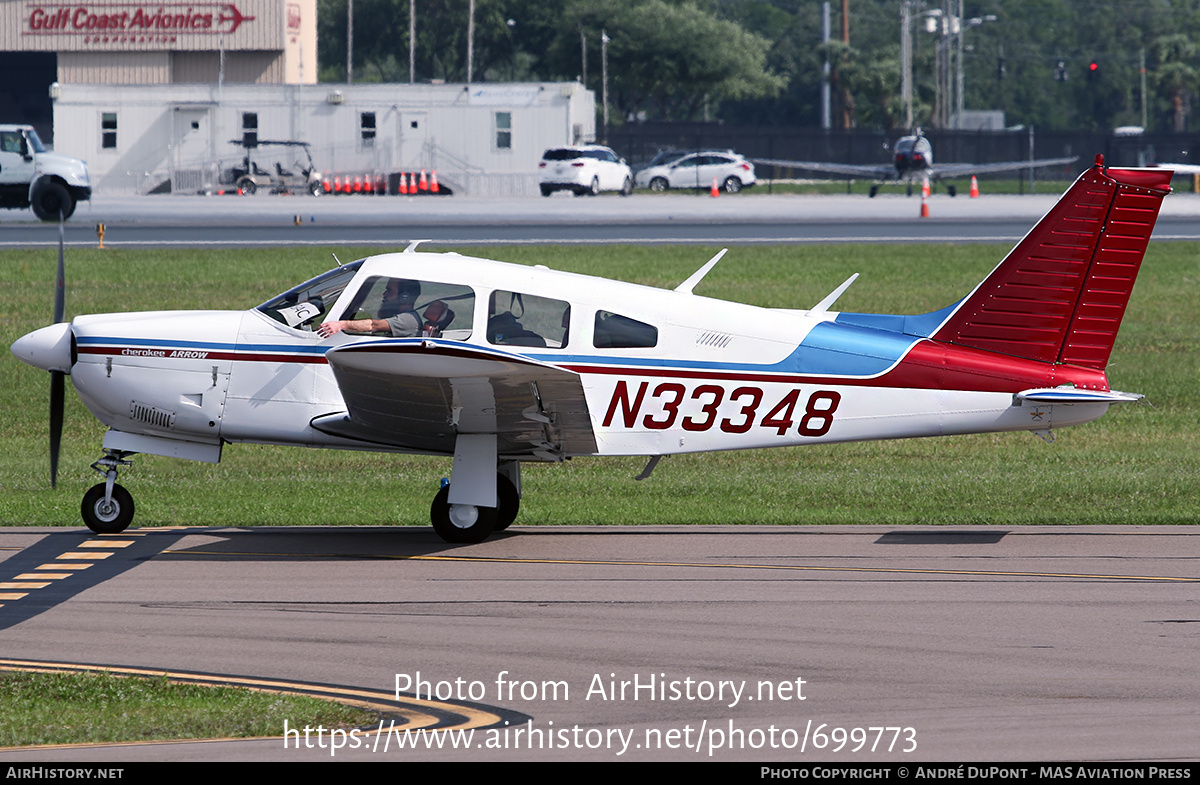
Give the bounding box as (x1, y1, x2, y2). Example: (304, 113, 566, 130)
(339, 276, 475, 339)
(488, 290, 570, 348)
(594, 311, 658, 348)
(257, 261, 364, 330)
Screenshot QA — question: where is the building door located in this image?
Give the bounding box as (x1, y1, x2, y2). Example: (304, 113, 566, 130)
(399, 111, 429, 170)
(171, 106, 213, 191)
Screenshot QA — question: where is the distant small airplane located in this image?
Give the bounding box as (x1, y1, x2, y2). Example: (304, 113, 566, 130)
(10, 155, 1170, 543)
(757, 131, 1078, 197)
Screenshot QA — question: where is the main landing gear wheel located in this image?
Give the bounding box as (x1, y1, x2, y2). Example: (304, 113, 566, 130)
(430, 485, 496, 544)
(81, 482, 134, 534)
(494, 474, 520, 531)
(430, 473, 521, 542)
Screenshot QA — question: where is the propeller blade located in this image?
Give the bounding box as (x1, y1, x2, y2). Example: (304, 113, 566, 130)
(50, 370, 64, 489)
(54, 214, 65, 324)
(51, 216, 67, 488)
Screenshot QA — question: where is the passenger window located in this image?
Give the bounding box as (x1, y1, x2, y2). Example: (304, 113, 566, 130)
(594, 311, 658, 348)
(340, 276, 474, 339)
(488, 291, 570, 348)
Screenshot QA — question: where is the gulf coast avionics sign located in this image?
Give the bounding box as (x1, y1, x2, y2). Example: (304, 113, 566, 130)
(24, 3, 258, 42)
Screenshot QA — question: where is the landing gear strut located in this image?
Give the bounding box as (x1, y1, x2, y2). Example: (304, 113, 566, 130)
(429, 435, 521, 544)
(81, 450, 135, 534)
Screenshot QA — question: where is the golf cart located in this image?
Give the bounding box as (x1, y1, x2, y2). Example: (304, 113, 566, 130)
(225, 138, 325, 196)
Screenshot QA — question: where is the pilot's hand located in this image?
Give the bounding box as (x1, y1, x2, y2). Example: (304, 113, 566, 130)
(316, 321, 343, 338)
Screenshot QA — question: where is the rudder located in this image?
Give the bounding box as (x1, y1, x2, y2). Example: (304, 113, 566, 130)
(932, 155, 1172, 370)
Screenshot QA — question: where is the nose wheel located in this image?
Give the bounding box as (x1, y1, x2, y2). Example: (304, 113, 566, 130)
(81, 449, 136, 534)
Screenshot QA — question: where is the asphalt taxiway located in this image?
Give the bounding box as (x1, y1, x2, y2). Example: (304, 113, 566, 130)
(0, 525, 1196, 761)
(1, 190, 1199, 246)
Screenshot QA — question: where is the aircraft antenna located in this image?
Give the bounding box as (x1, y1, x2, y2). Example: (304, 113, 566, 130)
(674, 248, 728, 294)
(811, 273, 859, 312)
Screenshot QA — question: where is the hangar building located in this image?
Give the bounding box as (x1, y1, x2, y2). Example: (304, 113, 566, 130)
(0, 0, 594, 196)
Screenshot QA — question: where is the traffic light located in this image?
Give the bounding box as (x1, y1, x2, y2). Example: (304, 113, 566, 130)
(1087, 60, 1099, 81)
(1054, 60, 1067, 81)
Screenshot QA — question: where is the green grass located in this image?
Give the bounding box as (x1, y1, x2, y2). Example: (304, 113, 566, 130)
(0, 670, 378, 746)
(1, 242, 1197, 528)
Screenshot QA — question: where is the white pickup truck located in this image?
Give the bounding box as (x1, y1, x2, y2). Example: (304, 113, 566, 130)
(0, 124, 91, 221)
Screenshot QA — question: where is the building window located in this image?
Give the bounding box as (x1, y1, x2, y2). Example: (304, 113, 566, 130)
(241, 112, 258, 148)
(101, 113, 117, 149)
(360, 112, 376, 148)
(494, 112, 511, 150)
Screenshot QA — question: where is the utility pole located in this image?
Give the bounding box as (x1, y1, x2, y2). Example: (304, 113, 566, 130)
(601, 30, 610, 142)
(841, 0, 853, 128)
(467, 0, 475, 83)
(409, 0, 415, 84)
(901, 1, 912, 129)
(822, 2, 831, 130)
(346, 0, 353, 84)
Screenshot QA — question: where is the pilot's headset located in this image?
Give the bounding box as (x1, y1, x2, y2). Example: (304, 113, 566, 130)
(379, 278, 421, 317)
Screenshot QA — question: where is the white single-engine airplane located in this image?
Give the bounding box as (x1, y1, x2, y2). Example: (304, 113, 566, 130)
(757, 131, 1078, 197)
(11, 156, 1170, 543)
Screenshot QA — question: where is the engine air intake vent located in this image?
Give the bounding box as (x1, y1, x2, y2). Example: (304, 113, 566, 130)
(130, 401, 176, 429)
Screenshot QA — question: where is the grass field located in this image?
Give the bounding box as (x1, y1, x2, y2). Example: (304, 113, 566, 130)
(0, 670, 378, 746)
(2, 241, 1197, 529)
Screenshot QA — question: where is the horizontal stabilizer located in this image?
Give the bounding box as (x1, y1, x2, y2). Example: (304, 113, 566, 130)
(1014, 387, 1143, 404)
(932, 157, 1172, 370)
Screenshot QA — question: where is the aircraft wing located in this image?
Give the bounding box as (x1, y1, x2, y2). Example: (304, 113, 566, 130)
(1147, 162, 1200, 175)
(931, 156, 1079, 179)
(753, 158, 896, 180)
(312, 338, 597, 460)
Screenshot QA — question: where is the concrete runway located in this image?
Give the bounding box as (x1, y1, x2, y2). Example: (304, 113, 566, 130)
(1, 524, 1196, 761)
(1, 189, 1199, 246)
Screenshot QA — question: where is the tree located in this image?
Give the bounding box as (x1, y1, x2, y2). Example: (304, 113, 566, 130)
(1152, 34, 1198, 132)
(545, 0, 784, 121)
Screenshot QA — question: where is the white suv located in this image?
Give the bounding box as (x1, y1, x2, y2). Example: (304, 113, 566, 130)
(635, 150, 756, 193)
(539, 145, 633, 197)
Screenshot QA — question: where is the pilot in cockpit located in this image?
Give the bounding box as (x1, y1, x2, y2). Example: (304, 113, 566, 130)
(317, 278, 421, 338)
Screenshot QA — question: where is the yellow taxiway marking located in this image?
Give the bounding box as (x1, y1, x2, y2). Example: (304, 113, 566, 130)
(58, 552, 112, 560)
(159, 548, 1200, 583)
(404, 554, 1200, 583)
(37, 563, 92, 570)
(79, 539, 134, 548)
(0, 659, 507, 734)
(0, 593, 28, 601)
(17, 573, 72, 580)
(0, 582, 51, 590)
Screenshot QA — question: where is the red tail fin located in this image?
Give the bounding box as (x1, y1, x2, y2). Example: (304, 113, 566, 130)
(933, 156, 1172, 370)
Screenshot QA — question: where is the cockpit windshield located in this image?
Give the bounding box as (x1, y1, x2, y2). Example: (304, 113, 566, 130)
(257, 260, 364, 329)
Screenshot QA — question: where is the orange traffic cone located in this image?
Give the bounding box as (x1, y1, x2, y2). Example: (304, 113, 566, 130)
(921, 177, 930, 198)
(418, 168, 429, 191)
(399, 173, 408, 195)
(711, 177, 720, 197)
(323, 171, 332, 194)
(920, 192, 930, 218)
(969, 175, 979, 198)
(333, 175, 341, 194)
(430, 170, 440, 194)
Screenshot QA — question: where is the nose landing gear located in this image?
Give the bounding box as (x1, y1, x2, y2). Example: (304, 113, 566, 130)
(81, 449, 136, 534)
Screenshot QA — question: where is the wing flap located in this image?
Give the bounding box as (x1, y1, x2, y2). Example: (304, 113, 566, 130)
(319, 339, 597, 459)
